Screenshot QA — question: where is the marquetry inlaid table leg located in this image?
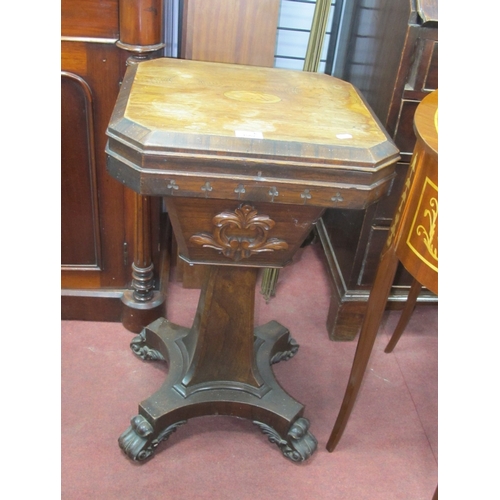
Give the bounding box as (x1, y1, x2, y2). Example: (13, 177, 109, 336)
(326, 244, 399, 452)
(118, 265, 317, 462)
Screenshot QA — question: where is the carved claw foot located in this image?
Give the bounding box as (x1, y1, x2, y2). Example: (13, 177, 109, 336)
(254, 417, 317, 462)
(130, 329, 165, 361)
(118, 415, 187, 461)
(270, 337, 299, 364)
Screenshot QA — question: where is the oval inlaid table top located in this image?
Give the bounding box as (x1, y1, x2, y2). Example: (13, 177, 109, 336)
(414, 89, 438, 156)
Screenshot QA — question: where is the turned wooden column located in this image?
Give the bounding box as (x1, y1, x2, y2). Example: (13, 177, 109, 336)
(117, 0, 166, 332)
(117, 0, 165, 55)
(121, 193, 165, 332)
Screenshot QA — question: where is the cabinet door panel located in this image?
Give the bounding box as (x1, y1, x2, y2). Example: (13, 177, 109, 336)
(393, 99, 420, 160)
(406, 37, 438, 93)
(425, 42, 438, 91)
(61, 41, 130, 290)
(61, 73, 101, 268)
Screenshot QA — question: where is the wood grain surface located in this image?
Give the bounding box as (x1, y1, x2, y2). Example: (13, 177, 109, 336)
(106, 58, 400, 211)
(122, 58, 389, 152)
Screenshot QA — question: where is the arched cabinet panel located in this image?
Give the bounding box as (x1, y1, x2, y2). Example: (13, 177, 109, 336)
(61, 72, 102, 269)
(61, 40, 132, 320)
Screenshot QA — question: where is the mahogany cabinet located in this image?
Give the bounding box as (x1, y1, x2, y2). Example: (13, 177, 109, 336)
(318, 0, 438, 340)
(61, 0, 167, 324)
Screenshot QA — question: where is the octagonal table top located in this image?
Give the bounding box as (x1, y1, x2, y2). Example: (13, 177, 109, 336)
(106, 58, 399, 209)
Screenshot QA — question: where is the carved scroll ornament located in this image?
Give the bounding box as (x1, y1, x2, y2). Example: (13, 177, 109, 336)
(254, 417, 318, 462)
(189, 205, 288, 262)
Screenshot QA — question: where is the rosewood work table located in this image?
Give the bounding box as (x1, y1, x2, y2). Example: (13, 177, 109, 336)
(105, 58, 399, 462)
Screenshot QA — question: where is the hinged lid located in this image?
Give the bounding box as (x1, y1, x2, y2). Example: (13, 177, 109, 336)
(106, 58, 399, 209)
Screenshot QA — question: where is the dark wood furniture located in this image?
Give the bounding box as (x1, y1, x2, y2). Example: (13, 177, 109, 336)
(327, 89, 438, 451)
(318, 0, 438, 340)
(105, 58, 399, 462)
(61, 0, 169, 331)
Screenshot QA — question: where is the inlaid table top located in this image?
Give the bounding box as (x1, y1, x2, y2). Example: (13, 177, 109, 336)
(123, 59, 386, 149)
(106, 58, 399, 209)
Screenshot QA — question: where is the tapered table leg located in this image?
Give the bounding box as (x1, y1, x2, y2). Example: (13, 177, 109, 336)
(384, 279, 422, 353)
(326, 245, 399, 452)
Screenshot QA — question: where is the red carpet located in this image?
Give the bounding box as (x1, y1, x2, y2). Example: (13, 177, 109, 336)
(62, 243, 437, 499)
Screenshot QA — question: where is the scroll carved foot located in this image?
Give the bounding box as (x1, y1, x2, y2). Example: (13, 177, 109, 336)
(118, 415, 187, 461)
(254, 417, 317, 462)
(270, 337, 299, 364)
(130, 328, 165, 361)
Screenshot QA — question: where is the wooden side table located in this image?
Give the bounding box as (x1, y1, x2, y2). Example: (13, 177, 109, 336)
(105, 58, 399, 462)
(326, 89, 438, 452)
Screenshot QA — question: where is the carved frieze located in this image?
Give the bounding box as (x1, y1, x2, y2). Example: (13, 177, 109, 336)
(189, 205, 288, 262)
